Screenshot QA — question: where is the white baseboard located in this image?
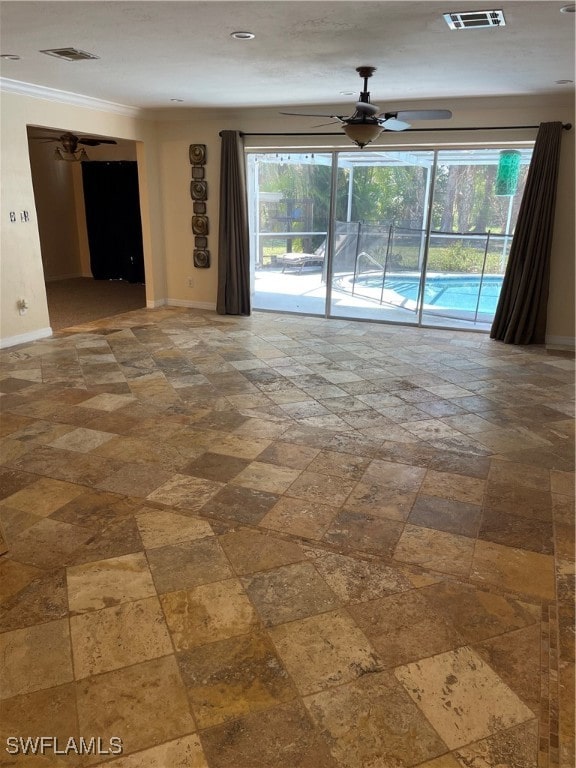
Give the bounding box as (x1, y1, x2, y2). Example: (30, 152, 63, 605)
(0, 327, 52, 349)
(546, 335, 575, 351)
(166, 299, 217, 311)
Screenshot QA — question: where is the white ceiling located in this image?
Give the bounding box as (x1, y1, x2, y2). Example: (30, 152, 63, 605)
(1, 1, 575, 112)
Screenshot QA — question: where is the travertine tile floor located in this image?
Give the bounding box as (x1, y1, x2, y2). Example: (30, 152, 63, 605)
(0, 307, 574, 768)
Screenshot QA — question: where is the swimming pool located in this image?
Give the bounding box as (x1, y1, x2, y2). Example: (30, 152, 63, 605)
(349, 272, 504, 317)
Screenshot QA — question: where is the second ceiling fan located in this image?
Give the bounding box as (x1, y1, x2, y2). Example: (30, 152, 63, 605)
(281, 66, 452, 148)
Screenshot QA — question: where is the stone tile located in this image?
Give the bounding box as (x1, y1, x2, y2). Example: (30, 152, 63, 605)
(219, 527, 307, 575)
(179, 452, 250, 482)
(79, 393, 136, 411)
(208, 434, 271, 459)
(135, 507, 213, 549)
(51, 489, 135, 530)
(394, 524, 475, 577)
(0, 683, 81, 767)
(70, 596, 172, 678)
(177, 631, 297, 728)
(161, 578, 258, 650)
(305, 671, 447, 767)
(285, 470, 356, 507)
(323, 509, 404, 557)
(255, 440, 320, 469)
(479, 508, 554, 554)
(550, 469, 575, 496)
(454, 719, 538, 768)
(49, 426, 116, 453)
(420, 469, 485, 504)
(201, 484, 280, 526)
(0, 558, 43, 603)
(344, 482, 416, 521)
(474, 624, 541, 714)
(395, 646, 535, 750)
(147, 537, 231, 594)
(419, 581, 540, 643)
(0, 568, 68, 633)
(350, 588, 465, 668)
(231, 461, 302, 493)
(2, 477, 85, 517)
(259, 496, 338, 539)
(97, 463, 174, 498)
(0, 467, 37, 501)
(0, 618, 73, 699)
(269, 609, 381, 696)
(307, 550, 413, 604)
(6, 517, 92, 569)
(408, 495, 483, 538)
(68, 515, 144, 566)
(91, 735, 209, 768)
(361, 458, 426, 492)
(242, 561, 341, 626)
(417, 756, 462, 768)
(199, 700, 337, 768)
(76, 656, 195, 758)
(67, 552, 156, 614)
(471, 540, 556, 600)
(306, 450, 372, 480)
(146, 473, 224, 512)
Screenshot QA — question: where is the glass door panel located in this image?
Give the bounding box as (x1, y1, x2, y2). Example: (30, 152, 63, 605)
(422, 148, 532, 329)
(328, 150, 435, 323)
(247, 153, 332, 315)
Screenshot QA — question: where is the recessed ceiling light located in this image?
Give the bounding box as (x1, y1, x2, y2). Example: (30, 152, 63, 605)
(560, 4, 576, 12)
(230, 31, 255, 40)
(556, 79, 574, 84)
(340, 91, 355, 96)
(170, 98, 184, 102)
(1, 54, 20, 60)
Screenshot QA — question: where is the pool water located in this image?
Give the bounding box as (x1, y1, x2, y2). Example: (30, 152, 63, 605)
(356, 273, 504, 316)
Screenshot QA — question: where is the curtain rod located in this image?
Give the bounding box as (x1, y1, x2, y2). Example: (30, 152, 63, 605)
(221, 123, 572, 137)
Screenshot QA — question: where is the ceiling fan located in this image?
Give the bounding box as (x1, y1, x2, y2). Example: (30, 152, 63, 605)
(31, 131, 117, 161)
(281, 66, 452, 148)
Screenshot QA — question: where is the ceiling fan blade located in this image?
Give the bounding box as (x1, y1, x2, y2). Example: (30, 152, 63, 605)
(394, 109, 452, 121)
(380, 117, 411, 132)
(280, 111, 347, 119)
(78, 138, 118, 146)
(311, 120, 345, 128)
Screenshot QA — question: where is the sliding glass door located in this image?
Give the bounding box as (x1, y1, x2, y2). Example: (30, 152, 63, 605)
(247, 145, 532, 330)
(247, 153, 332, 315)
(328, 150, 435, 323)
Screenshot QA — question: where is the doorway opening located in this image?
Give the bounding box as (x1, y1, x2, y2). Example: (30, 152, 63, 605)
(27, 127, 147, 331)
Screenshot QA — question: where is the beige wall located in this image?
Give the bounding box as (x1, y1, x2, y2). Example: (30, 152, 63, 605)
(1, 88, 574, 347)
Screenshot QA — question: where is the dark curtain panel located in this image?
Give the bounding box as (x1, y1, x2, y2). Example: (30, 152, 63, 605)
(490, 122, 563, 344)
(217, 131, 251, 315)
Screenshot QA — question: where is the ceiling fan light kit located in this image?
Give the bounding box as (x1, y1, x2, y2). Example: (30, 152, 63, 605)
(280, 66, 452, 149)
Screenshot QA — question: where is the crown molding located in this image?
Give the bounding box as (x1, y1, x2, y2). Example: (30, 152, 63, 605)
(0, 78, 145, 118)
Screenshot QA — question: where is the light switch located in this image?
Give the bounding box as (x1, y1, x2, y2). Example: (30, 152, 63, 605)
(9, 212, 16, 222)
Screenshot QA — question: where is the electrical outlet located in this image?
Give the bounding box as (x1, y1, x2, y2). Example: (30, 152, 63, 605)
(188, 278, 194, 288)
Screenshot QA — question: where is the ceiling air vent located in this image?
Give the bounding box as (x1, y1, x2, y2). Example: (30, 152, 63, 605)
(39, 47, 99, 61)
(443, 9, 506, 29)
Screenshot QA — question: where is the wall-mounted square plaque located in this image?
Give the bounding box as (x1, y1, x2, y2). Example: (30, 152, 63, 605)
(189, 144, 207, 165)
(193, 249, 210, 268)
(192, 215, 209, 236)
(193, 202, 206, 214)
(191, 166, 205, 179)
(190, 181, 207, 200)
(195, 235, 208, 249)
